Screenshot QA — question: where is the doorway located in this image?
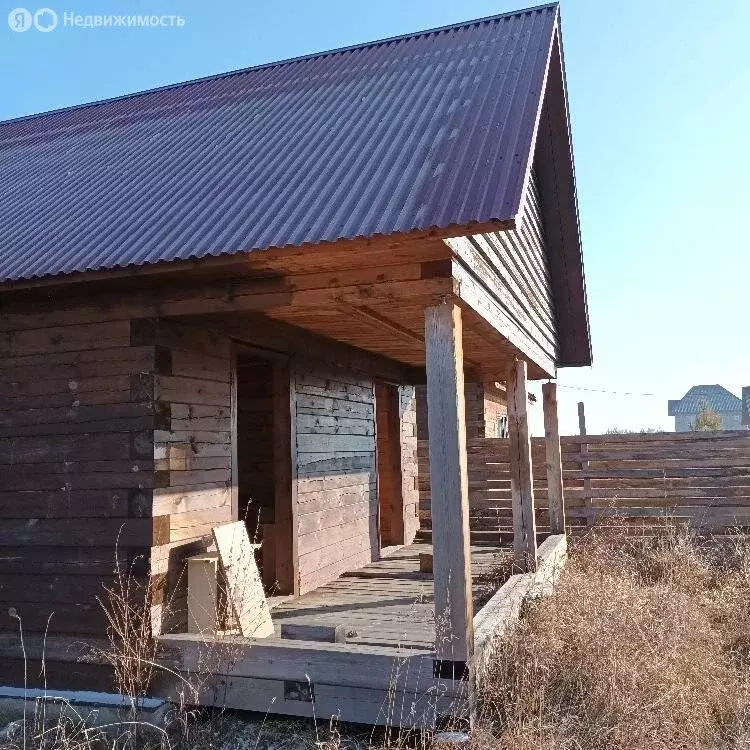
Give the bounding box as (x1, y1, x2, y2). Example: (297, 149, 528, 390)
(375, 382, 405, 548)
(235, 351, 294, 595)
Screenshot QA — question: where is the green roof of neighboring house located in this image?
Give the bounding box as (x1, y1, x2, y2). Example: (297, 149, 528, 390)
(668, 385, 742, 416)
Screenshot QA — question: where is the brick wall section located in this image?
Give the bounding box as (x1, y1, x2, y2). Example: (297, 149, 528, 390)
(481, 384, 508, 438)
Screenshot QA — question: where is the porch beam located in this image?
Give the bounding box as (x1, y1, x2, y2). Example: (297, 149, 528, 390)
(542, 381, 566, 535)
(424, 302, 473, 664)
(507, 359, 537, 571)
(1, 266, 455, 325)
(187, 313, 422, 385)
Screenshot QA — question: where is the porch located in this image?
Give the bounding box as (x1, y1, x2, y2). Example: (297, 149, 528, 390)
(156, 535, 566, 726)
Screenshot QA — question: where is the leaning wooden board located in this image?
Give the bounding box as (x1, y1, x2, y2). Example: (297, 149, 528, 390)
(212, 521, 274, 638)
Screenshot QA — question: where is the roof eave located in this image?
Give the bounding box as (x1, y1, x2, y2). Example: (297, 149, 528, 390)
(0, 218, 515, 292)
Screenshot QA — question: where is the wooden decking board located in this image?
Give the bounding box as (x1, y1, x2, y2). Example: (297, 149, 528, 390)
(157, 541, 509, 724)
(269, 542, 509, 649)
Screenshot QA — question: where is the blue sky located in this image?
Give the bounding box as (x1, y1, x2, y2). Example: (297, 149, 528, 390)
(2, 0, 748, 435)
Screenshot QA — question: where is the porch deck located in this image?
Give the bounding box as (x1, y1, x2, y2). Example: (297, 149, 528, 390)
(269, 543, 511, 650)
(157, 542, 511, 726)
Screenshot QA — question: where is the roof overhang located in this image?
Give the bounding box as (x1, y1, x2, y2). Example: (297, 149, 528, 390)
(530, 21, 591, 368)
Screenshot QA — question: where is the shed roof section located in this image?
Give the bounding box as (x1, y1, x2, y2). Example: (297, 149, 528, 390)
(0, 3, 560, 282)
(668, 385, 742, 416)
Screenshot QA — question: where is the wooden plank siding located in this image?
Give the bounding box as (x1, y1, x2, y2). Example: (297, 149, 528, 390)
(418, 431, 750, 540)
(446, 171, 558, 378)
(294, 368, 379, 594)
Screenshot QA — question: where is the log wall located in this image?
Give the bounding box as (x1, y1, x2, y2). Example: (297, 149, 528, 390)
(147, 320, 233, 634)
(294, 368, 378, 594)
(0, 305, 422, 684)
(0, 315, 163, 688)
(418, 431, 750, 540)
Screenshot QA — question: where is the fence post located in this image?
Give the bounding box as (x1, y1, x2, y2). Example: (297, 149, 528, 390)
(543, 382, 565, 534)
(578, 401, 592, 525)
(577, 401, 586, 437)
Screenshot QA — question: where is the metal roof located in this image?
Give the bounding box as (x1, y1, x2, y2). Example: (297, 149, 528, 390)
(668, 385, 743, 416)
(0, 3, 560, 282)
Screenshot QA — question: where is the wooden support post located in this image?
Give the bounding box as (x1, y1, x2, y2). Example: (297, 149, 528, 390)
(425, 302, 473, 668)
(542, 382, 565, 535)
(507, 359, 537, 571)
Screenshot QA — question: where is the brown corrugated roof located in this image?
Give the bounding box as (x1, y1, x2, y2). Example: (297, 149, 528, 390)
(0, 3, 562, 282)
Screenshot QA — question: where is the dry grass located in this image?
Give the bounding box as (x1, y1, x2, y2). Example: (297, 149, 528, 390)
(473, 526, 750, 750)
(11, 527, 750, 749)
(473, 552, 516, 610)
(95, 562, 158, 716)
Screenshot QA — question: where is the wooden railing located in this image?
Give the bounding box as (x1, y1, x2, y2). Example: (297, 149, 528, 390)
(418, 431, 750, 539)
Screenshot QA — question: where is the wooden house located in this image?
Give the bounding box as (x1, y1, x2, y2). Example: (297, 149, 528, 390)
(0, 3, 590, 724)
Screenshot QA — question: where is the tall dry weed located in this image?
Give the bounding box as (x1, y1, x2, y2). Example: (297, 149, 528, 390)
(473, 528, 750, 750)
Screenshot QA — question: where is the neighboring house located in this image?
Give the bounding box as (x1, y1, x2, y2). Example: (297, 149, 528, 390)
(668, 385, 748, 431)
(0, 4, 590, 721)
(743, 387, 750, 427)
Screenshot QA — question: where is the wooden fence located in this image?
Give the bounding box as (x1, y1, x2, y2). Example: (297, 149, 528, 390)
(418, 431, 750, 541)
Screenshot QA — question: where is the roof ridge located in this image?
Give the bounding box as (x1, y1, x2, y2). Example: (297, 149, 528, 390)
(0, 2, 558, 128)
(680, 385, 742, 401)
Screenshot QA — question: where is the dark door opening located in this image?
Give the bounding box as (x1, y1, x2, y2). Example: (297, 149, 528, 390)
(236, 351, 294, 595)
(375, 382, 404, 548)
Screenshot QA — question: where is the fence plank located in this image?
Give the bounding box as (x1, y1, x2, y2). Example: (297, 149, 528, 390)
(418, 431, 750, 536)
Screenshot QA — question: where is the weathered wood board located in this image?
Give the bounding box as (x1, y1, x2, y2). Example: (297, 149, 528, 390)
(187, 553, 219, 634)
(424, 302, 473, 662)
(419, 431, 750, 536)
(212, 521, 274, 638)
